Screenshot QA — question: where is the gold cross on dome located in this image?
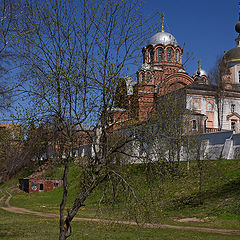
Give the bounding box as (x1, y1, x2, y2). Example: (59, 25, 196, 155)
(198, 59, 201, 72)
(161, 13, 165, 32)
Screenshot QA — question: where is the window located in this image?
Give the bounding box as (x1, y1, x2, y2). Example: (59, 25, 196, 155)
(167, 48, 172, 62)
(147, 72, 150, 83)
(39, 183, 44, 191)
(193, 101, 199, 110)
(207, 103, 213, 111)
(141, 72, 145, 83)
(238, 71, 240, 83)
(176, 50, 179, 63)
(149, 49, 154, 63)
(231, 104, 235, 113)
(231, 121, 236, 131)
(157, 48, 163, 62)
(192, 120, 197, 130)
(203, 119, 207, 133)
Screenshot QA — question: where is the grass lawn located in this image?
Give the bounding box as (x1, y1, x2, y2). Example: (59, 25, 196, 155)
(1, 208, 240, 240)
(1, 159, 240, 238)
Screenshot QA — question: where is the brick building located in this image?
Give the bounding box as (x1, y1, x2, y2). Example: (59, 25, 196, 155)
(19, 178, 63, 193)
(112, 8, 240, 134)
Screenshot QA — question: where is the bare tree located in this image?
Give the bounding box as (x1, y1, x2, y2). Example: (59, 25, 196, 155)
(0, 123, 27, 182)
(0, 0, 22, 115)
(209, 56, 231, 131)
(15, 0, 158, 239)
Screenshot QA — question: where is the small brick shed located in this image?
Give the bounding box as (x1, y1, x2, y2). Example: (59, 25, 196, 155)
(19, 178, 63, 193)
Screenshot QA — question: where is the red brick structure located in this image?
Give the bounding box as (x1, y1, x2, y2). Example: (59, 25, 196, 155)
(112, 9, 240, 134)
(112, 7, 240, 133)
(112, 16, 207, 132)
(19, 178, 63, 193)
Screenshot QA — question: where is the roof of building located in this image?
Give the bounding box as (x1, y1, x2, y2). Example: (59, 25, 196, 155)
(184, 82, 240, 99)
(148, 31, 178, 47)
(224, 47, 240, 62)
(19, 178, 62, 181)
(185, 82, 217, 91)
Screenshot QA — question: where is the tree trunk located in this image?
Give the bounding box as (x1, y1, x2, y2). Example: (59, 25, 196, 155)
(59, 160, 70, 240)
(199, 163, 203, 205)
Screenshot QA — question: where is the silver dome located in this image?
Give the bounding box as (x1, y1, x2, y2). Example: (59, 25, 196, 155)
(193, 69, 208, 77)
(148, 32, 178, 47)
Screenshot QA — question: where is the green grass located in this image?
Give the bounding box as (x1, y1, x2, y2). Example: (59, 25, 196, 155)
(2, 159, 240, 238)
(1, 209, 240, 240)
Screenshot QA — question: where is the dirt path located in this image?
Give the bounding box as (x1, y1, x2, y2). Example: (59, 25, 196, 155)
(1, 189, 240, 236)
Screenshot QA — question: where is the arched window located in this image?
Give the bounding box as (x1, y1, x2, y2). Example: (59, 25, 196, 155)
(149, 49, 154, 63)
(157, 48, 163, 62)
(147, 72, 151, 83)
(207, 103, 213, 112)
(176, 50, 179, 63)
(167, 48, 172, 62)
(141, 72, 145, 83)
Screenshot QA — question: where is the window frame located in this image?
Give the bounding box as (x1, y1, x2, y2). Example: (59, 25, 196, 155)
(167, 48, 172, 62)
(231, 121, 236, 131)
(192, 119, 198, 130)
(176, 49, 179, 63)
(141, 72, 145, 83)
(193, 101, 200, 110)
(157, 48, 163, 62)
(149, 49, 154, 63)
(207, 102, 213, 112)
(147, 72, 151, 83)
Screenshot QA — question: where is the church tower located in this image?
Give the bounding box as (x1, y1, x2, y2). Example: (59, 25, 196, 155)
(223, 1, 240, 89)
(136, 14, 194, 121)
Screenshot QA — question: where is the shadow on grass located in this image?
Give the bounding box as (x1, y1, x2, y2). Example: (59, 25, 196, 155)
(170, 177, 240, 210)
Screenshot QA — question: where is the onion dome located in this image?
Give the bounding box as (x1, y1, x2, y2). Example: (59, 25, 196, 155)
(224, 3, 240, 62)
(193, 59, 208, 77)
(236, 2, 240, 34)
(235, 21, 240, 34)
(193, 69, 208, 77)
(148, 32, 178, 47)
(147, 13, 178, 47)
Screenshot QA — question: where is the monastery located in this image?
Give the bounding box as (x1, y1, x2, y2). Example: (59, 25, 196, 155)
(112, 9, 240, 134)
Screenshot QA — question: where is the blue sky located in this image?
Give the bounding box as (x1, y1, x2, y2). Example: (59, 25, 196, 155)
(142, 0, 238, 75)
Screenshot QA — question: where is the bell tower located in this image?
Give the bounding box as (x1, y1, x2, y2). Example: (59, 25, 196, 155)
(223, 0, 240, 89)
(139, 13, 184, 88)
(136, 14, 194, 121)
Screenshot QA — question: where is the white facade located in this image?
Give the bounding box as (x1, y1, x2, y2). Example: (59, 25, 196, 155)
(186, 94, 240, 133)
